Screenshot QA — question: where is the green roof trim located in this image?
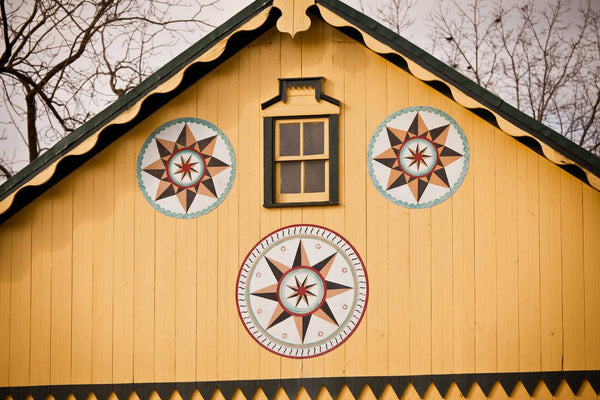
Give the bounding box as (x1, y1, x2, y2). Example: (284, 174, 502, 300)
(316, 0, 600, 178)
(1, 0, 599, 222)
(0, 0, 274, 205)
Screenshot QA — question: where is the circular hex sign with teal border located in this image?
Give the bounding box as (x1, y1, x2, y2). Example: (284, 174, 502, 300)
(137, 118, 236, 218)
(368, 106, 469, 208)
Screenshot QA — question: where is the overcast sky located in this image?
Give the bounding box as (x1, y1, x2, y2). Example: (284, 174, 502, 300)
(0, 0, 596, 177)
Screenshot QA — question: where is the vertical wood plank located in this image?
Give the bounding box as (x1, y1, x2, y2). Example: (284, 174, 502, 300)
(216, 54, 240, 381)
(173, 86, 198, 383)
(133, 115, 157, 384)
(320, 24, 347, 379)
(495, 132, 508, 375)
(581, 184, 599, 369)
(569, 180, 585, 369)
(386, 65, 410, 378)
(538, 159, 563, 372)
(430, 90, 454, 375)
(237, 44, 263, 381)
(9, 207, 31, 387)
(343, 40, 367, 378)
(408, 77, 432, 377)
(562, 172, 585, 371)
(50, 177, 73, 385)
(451, 103, 475, 375)
(30, 195, 53, 386)
(154, 184, 176, 383)
(516, 144, 529, 374)
(196, 74, 219, 382)
(113, 131, 135, 384)
(560, 170, 575, 372)
(594, 190, 600, 372)
(516, 145, 541, 373)
(71, 166, 93, 385)
(0, 221, 11, 386)
(154, 92, 178, 385)
(526, 150, 541, 372)
(92, 149, 115, 385)
(495, 135, 519, 374)
(473, 116, 496, 374)
(364, 50, 389, 377)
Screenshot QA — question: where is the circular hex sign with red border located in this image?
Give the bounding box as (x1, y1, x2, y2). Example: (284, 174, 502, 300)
(236, 225, 368, 358)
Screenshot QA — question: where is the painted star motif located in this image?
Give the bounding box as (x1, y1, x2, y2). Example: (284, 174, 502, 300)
(142, 123, 231, 212)
(174, 155, 199, 182)
(250, 240, 352, 343)
(373, 112, 463, 202)
(288, 275, 317, 307)
(406, 143, 431, 171)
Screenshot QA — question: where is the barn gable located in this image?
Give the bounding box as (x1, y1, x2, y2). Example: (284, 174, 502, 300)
(0, 1, 599, 400)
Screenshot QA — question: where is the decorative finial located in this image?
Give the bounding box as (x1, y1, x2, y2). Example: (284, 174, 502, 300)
(273, 0, 314, 38)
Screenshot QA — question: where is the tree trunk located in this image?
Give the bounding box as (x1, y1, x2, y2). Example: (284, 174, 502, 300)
(25, 91, 39, 162)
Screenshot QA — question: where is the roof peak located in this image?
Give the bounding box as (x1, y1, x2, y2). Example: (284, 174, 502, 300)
(0, 0, 598, 223)
(273, 0, 314, 37)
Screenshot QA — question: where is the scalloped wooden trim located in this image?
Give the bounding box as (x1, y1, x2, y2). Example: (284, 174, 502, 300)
(316, 4, 600, 191)
(0, 7, 273, 216)
(273, 0, 313, 38)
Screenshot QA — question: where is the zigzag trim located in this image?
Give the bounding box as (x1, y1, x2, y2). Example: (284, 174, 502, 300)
(1, 371, 599, 400)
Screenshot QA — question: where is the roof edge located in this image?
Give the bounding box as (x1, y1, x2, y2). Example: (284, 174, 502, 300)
(0, 0, 274, 208)
(315, 0, 600, 185)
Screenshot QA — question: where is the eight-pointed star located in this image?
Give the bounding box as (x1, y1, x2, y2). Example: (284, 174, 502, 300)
(250, 240, 353, 343)
(142, 123, 230, 212)
(374, 113, 463, 202)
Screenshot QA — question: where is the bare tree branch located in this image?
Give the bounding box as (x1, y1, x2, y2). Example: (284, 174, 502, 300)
(428, 0, 600, 156)
(0, 0, 220, 181)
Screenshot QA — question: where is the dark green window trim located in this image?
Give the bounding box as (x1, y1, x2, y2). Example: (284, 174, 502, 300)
(263, 114, 339, 207)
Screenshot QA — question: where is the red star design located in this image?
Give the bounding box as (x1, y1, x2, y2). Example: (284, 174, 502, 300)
(406, 143, 431, 171)
(373, 113, 463, 202)
(141, 123, 231, 212)
(174, 154, 199, 182)
(250, 240, 352, 343)
(287, 275, 317, 307)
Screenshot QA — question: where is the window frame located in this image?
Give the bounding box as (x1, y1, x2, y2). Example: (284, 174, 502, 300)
(264, 114, 339, 207)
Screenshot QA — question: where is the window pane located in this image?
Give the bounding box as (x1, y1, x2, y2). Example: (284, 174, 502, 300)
(280, 161, 301, 193)
(303, 122, 325, 155)
(304, 160, 325, 193)
(279, 123, 300, 156)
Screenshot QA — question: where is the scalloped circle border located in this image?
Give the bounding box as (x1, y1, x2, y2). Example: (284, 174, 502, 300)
(137, 117, 236, 218)
(367, 106, 470, 209)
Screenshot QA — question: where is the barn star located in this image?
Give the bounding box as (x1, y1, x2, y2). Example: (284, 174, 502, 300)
(142, 123, 231, 212)
(373, 112, 463, 202)
(250, 240, 352, 343)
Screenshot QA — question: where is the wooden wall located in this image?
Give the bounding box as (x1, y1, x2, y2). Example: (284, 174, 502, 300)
(0, 18, 599, 394)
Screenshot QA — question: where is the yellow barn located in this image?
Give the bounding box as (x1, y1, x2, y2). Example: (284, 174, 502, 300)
(1, 1, 599, 400)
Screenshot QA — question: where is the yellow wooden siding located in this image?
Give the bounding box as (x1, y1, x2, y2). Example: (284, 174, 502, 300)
(0, 17, 599, 390)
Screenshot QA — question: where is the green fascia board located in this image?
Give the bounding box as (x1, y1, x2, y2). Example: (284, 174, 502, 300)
(316, 0, 600, 178)
(0, 0, 274, 203)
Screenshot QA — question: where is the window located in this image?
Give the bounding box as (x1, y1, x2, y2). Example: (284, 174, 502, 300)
(262, 78, 340, 207)
(275, 118, 329, 203)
